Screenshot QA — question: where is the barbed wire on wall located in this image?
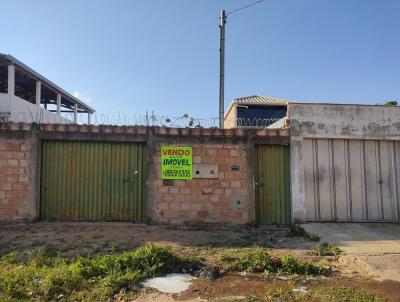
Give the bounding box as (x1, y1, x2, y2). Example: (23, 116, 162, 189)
(1, 109, 285, 129)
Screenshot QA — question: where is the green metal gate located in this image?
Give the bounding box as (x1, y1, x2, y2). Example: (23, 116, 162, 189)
(40, 141, 147, 221)
(255, 145, 291, 224)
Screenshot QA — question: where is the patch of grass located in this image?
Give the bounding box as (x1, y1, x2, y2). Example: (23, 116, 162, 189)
(313, 243, 343, 256)
(231, 247, 276, 273)
(224, 286, 386, 302)
(220, 247, 323, 275)
(280, 255, 322, 275)
(0, 245, 199, 301)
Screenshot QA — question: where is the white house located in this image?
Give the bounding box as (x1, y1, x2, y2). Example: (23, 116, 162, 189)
(0, 53, 94, 124)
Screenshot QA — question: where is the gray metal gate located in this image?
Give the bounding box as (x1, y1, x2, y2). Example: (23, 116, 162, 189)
(304, 138, 400, 221)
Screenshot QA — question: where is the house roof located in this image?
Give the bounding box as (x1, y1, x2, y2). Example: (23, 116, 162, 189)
(224, 95, 294, 118)
(0, 53, 94, 113)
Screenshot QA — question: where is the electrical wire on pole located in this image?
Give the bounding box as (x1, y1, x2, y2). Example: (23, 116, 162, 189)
(227, 0, 268, 15)
(218, 0, 268, 129)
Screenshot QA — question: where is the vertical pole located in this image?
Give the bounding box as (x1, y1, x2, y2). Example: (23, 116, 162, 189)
(219, 10, 227, 129)
(73, 103, 78, 124)
(88, 112, 92, 124)
(56, 93, 61, 115)
(7, 64, 15, 95)
(35, 81, 41, 107)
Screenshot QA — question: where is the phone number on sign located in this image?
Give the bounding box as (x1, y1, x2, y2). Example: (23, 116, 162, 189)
(163, 170, 191, 177)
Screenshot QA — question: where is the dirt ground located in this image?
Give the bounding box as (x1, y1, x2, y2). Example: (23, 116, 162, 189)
(303, 223, 400, 282)
(1, 222, 399, 301)
(0, 222, 311, 256)
(132, 275, 400, 302)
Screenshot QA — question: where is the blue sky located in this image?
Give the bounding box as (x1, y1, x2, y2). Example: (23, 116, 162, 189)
(1, 0, 399, 119)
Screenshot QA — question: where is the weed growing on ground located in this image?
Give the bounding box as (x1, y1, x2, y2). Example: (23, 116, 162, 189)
(220, 247, 323, 275)
(216, 286, 386, 302)
(0, 245, 198, 301)
(313, 243, 344, 256)
(263, 286, 387, 302)
(280, 255, 322, 275)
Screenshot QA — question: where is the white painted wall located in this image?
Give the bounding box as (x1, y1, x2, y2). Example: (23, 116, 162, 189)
(0, 93, 12, 112)
(0, 92, 70, 124)
(288, 103, 400, 223)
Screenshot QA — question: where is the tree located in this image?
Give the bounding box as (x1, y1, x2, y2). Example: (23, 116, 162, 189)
(385, 100, 398, 106)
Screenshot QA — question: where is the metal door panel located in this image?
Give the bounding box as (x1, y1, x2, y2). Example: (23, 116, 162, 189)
(255, 145, 291, 224)
(41, 141, 146, 221)
(304, 138, 400, 222)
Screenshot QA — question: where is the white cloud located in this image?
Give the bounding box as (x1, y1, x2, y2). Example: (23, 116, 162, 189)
(73, 91, 92, 103)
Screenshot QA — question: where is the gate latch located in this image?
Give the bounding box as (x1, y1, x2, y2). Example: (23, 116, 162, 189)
(128, 170, 139, 182)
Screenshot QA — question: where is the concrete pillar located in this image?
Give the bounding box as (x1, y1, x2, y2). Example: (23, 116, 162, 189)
(290, 137, 306, 223)
(56, 93, 61, 115)
(35, 81, 41, 106)
(73, 103, 78, 124)
(88, 112, 92, 124)
(7, 64, 15, 95)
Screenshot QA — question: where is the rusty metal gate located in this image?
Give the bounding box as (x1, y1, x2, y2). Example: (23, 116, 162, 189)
(304, 139, 400, 222)
(40, 141, 147, 221)
(255, 145, 291, 224)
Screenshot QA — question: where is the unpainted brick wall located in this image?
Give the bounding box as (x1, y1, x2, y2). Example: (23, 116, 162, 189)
(0, 139, 33, 220)
(0, 123, 288, 223)
(151, 143, 251, 224)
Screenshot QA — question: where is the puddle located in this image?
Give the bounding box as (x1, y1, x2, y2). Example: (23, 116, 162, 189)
(140, 273, 196, 294)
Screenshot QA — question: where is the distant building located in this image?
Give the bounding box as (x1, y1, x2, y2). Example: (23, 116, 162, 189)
(224, 95, 293, 129)
(0, 53, 94, 124)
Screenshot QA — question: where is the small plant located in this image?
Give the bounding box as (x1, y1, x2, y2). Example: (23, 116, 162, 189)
(26, 246, 47, 266)
(313, 243, 343, 256)
(0, 245, 198, 301)
(220, 247, 321, 276)
(280, 255, 321, 275)
(312, 286, 386, 302)
(220, 253, 237, 263)
(235, 247, 275, 273)
(252, 286, 386, 302)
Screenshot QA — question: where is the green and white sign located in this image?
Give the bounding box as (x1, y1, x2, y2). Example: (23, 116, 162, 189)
(161, 146, 192, 180)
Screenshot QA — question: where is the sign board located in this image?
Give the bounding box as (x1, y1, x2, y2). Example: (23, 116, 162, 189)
(161, 146, 192, 180)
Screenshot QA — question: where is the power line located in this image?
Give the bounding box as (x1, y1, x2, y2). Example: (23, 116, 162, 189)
(227, 0, 268, 15)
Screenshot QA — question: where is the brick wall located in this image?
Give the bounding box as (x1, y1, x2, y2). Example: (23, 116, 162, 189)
(0, 123, 289, 223)
(0, 138, 34, 220)
(150, 142, 252, 224)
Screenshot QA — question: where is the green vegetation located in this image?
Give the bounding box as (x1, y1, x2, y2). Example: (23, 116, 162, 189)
(313, 243, 344, 256)
(384, 100, 398, 106)
(0, 245, 198, 301)
(216, 286, 386, 302)
(220, 247, 323, 275)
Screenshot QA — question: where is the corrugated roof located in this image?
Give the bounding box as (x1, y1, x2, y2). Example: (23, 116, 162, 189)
(225, 95, 294, 118)
(233, 95, 293, 105)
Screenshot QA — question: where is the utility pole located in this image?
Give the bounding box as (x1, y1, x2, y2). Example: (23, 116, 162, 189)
(219, 10, 227, 129)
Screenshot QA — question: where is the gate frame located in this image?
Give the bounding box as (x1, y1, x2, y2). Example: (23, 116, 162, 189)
(253, 142, 291, 225)
(36, 129, 149, 222)
(39, 139, 148, 222)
